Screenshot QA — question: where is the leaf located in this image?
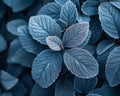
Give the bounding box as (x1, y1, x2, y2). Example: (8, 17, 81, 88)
(74, 76, 98, 94)
(7, 19, 27, 36)
(55, 79, 75, 96)
(29, 15, 61, 45)
(7, 64, 23, 77)
(77, 14, 90, 23)
(46, 36, 63, 51)
(63, 23, 89, 48)
(106, 46, 120, 87)
(99, 2, 120, 39)
(32, 49, 62, 88)
(7, 39, 22, 63)
(1, 92, 12, 96)
(64, 48, 99, 78)
(83, 45, 96, 55)
(12, 48, 36, 68)
(11, 83, 27, 96)
(97, 40, 114, 55)
(0, 35, 7, 52)
(55, 0, 68, 5)
(0, 70, 18, 90)
(111, 2, 120, 9)
(87, 93, 101, 96)
(60, 0, 78, 26)
(38, 2, 61, 20)
(31, 83, 54, 96)
(18, 25, 44, 54)
(81, 0, 100, 16)
(89, 16, 102, 44)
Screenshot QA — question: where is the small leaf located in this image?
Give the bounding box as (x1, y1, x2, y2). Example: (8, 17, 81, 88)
(97, 40, 114, 55)
(0, 35, 7, 52)
(55, 79, 75, 96)
(64, 48, 99, 78)
(106, 46, 120, 87)
(0, 70, 18, 90)
(18, 25, 44, 54)
(12, 48, 36, 68)
(46, 36, 63, 51)
(55, 0, 68, 5)
(7, 19, 27, 36)
(63, 23, 89, 48)
(38, 2, 61, 20)
(77, 14, 90, 23)
(81, 0, 100, 16)
(99, 2, 120, 39)
(29, 15, 61, 44)
(74, 76, 98, 94)
(60, 0, 78, 26)
(32, 50, 62, 88)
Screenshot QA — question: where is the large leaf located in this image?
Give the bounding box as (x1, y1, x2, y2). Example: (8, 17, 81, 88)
(38, 2, 61, 20)
(46, 36, 63, 51)
(7, 19, 27, 36)
(0, 70, 18, 90)
(60, 0, 78, 26)
(99, 2, 120, 39)
(0, 35, 7, 52)
(29, 15, 61, 45)
(74, 76, 98, 94)
(63, 23, 89, 48)
(55, 79, 75, 96)
(97, 40, 114, 55)
(32, 50, 62, 88)
(106, 46, 120, 87)
(12, 48, 36, 68)
(18, 25, 44, 54)
(64, 48, 99, 78)
(81, 0, 100, 16)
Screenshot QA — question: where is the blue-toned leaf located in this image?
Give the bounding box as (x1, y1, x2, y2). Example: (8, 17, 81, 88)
(32, 50, 62, 88)
(0, 35, 7, 52)
(7, 64, 23, 77)
(81, 0, 100, 16)
(60, 0, 78, 26)
(12, 48, 36, 68)
(74, 76, 98, 94)
(29, 15, 61, 45)
(7, 19, 27, 36)
(77, 15, 90, 23)
(87, 93, 101, 96)
(63, 23, 89, 48)
(46, 36, 62, 51)
(78, 31, 91, 48)
(31, 83, 54, 96)
(2, 0, 13, 7)
(99, 2, 120, 39)
(38, 2, 61, 20)
(55, 0, 68, 5)
(7, 39, 22, 63)
(12, 0, 34, 12)
(18, 25, 44, 54)
(11, 83, 27, 96)
(0, 70, 18, 90)
(64, 48, 99, 78)
(55, 79, 75, 96)
(83, 45, 96, 55)
(97, 40, 114, 55)
(106, 46, 120, 87)
(111, 2, 120, 9)
(1, 93, 12, 96)
(89, 16, 102, 44)
(91, 84, 120, 96)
